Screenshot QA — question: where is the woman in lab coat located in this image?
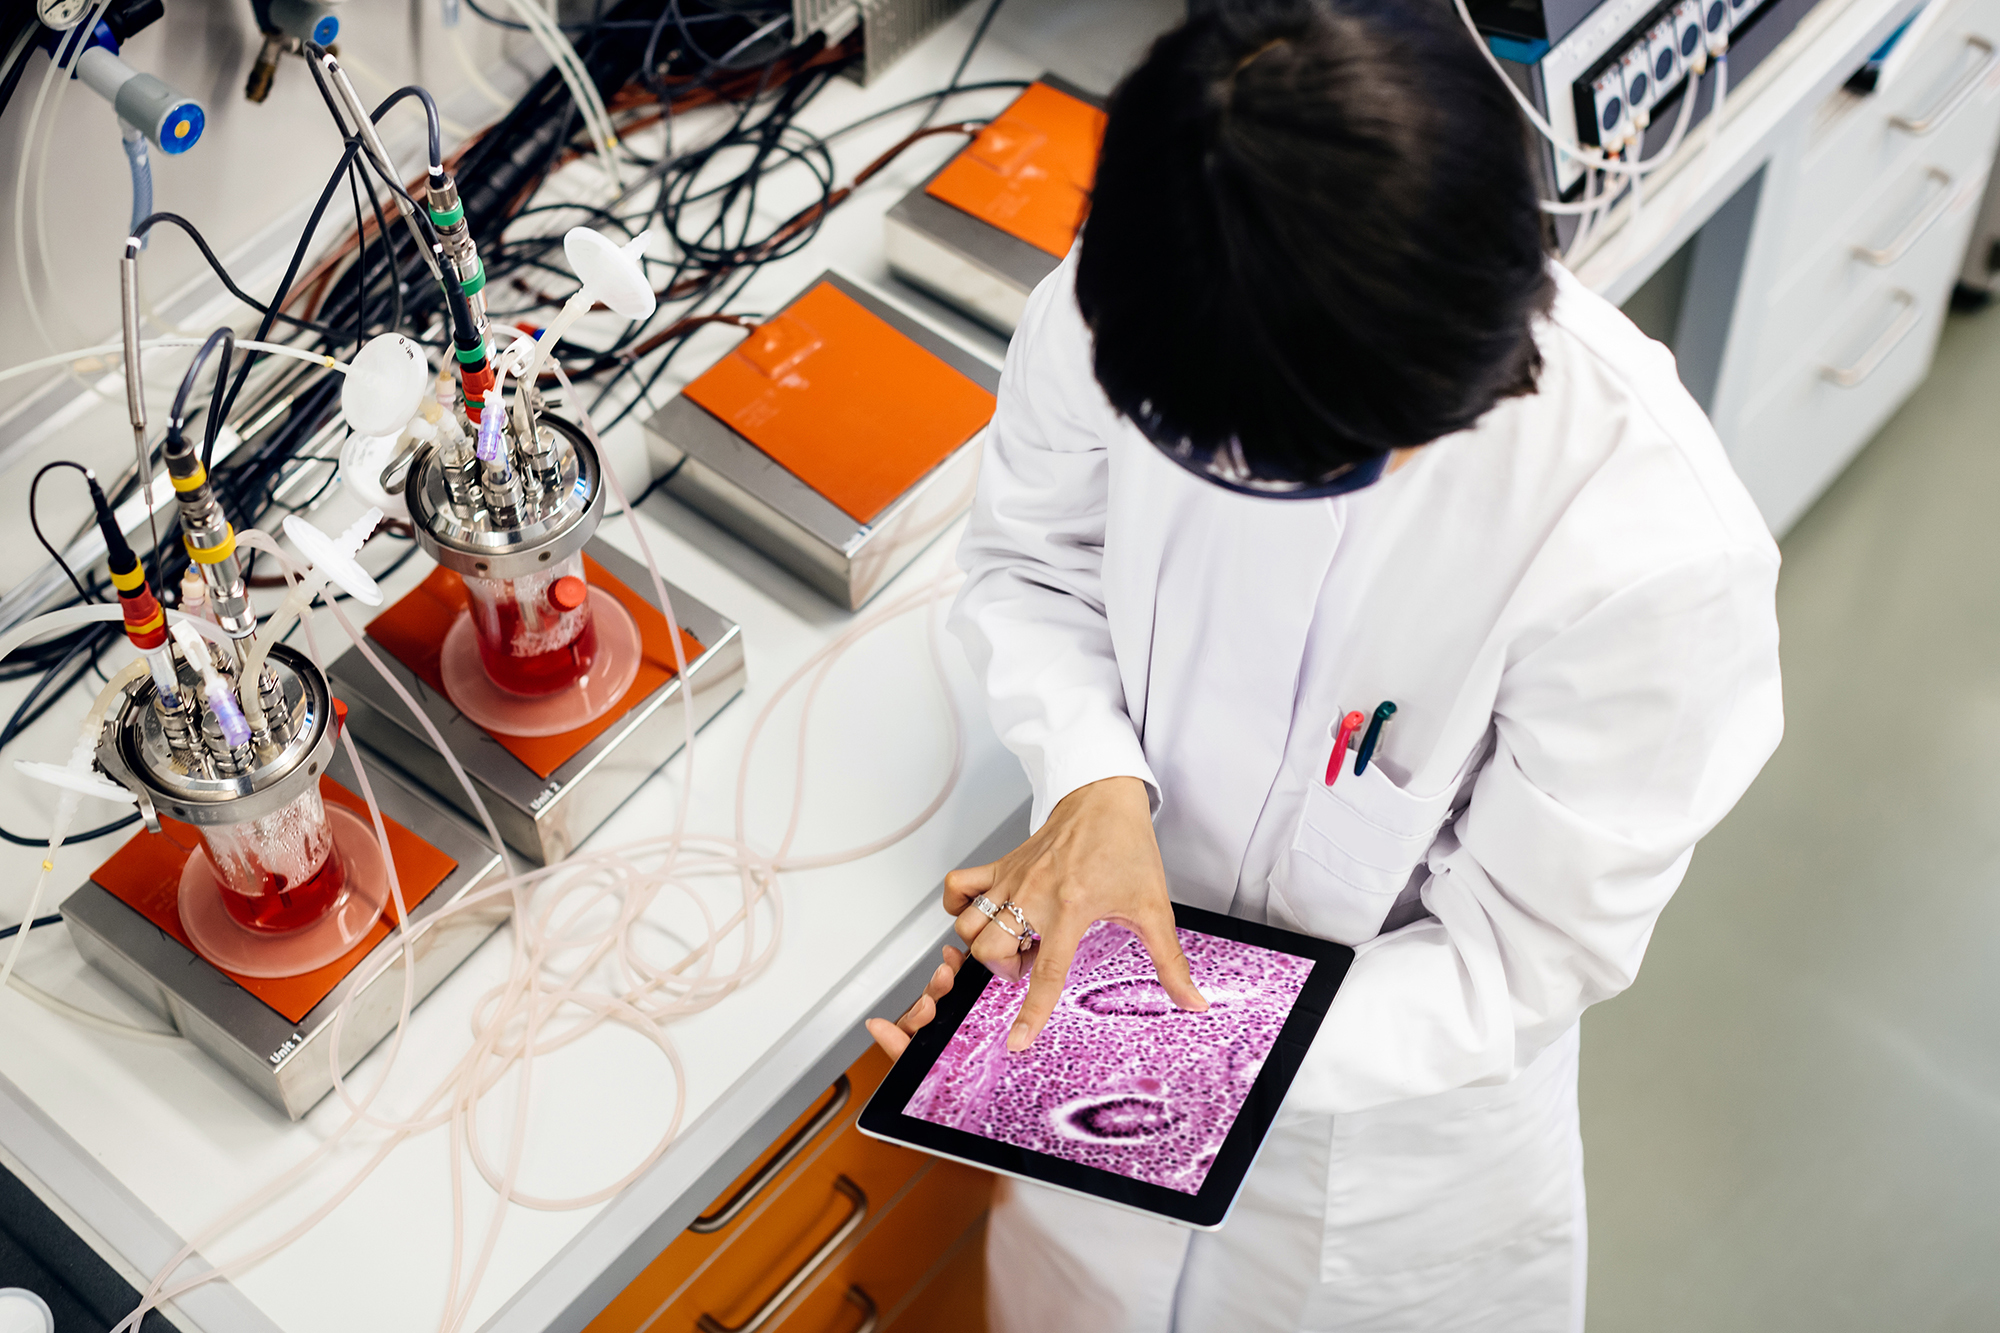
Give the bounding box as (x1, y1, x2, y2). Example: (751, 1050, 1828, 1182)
(866, 3, 1783, 1330)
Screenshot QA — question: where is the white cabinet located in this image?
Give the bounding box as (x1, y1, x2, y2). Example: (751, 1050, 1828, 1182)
(1720, 0, 2000, 532)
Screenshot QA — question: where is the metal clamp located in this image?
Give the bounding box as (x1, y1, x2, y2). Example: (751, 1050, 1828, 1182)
(1891, 35, 1998, 135)
(696, 1175, 870, 1333)
(690, 1075, 851, 1234)
(1821, 290, 1920, 387)
(843, 1287, 879, 1333)
(1854, 168, 1956, 265)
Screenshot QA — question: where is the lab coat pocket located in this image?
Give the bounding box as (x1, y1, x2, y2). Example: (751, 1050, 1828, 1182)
(1268, 762, 1457, 946)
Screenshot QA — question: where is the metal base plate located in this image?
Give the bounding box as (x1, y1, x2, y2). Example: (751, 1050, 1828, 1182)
(61, 746, 507, 1121)
(328, 539, 745, 865)
(882, 73, 1099, 334)
(642, 273, 999, 610)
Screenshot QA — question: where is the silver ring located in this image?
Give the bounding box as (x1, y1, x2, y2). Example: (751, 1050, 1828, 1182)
(1002, 900, 1039, 948)
(971, 895, 1039, 953)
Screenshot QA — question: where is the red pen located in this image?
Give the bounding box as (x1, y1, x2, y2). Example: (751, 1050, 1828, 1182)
(1325, 711, 1366, 786)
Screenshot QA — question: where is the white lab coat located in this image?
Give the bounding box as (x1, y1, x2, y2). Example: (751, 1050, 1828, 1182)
(949, 252, 1783, 1332)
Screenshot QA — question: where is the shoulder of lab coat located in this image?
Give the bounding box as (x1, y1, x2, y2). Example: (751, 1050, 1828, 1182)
(949, 248, 1160, 830)
(1284, 263, 1785, 1118)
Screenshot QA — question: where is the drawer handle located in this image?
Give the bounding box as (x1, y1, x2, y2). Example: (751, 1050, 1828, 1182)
(696, 1175, 870, 1333)
(1854, 168, 1955, 265)
(1821, 290, 1920, 387)
(691, 1075, 852, 1235)
(843, 1287, 879, 1333)
(1891, 35, 1998, 135)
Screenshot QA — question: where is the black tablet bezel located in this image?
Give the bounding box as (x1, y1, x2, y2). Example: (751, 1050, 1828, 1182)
(856, 902, 1353, 1230)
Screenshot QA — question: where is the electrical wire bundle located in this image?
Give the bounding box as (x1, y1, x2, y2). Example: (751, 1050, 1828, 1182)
(1, 0, 1018, 850)
(0, 4, 1022, 1326)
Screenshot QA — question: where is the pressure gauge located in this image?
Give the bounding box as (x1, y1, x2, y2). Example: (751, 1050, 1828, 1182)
(37, 0, 93, 29)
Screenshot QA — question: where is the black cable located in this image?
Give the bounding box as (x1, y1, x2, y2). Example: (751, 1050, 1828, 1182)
(922, 0, 1007, 128)
(348, 162, 370, 354)
(168, 327, 234, 468)
(209, 138, 364, 458)
(359, 158, 406, 340)
(129, 212, 345, 338)
(370, 84, 444, 172)
(821, 79, 1029, 143)
(29, 463, 100, 604)
(0, 630, 138, 848)
(0, 915, 63, 941)
(0, 814, 140, 848)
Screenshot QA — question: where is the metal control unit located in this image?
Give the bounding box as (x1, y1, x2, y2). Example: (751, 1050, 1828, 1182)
(642, 272, 1000, 609)
(63, 744, 506, 1120)
(1482, 0, 1826, 212)
(329, 539, 745, 865)
(884, 75, 1105, 334)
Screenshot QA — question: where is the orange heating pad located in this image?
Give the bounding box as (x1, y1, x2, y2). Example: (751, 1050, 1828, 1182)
(680, 281, 997, 525)
(91, 779, 458, 1024)
(924, 80, 1106, 258)
(365, 554, 705, 779)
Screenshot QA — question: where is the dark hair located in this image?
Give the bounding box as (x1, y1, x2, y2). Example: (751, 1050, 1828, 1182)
(1076, 0, 1555, 478)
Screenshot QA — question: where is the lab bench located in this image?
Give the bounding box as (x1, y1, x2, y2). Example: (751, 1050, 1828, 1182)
(0, 0, 1992, 1330)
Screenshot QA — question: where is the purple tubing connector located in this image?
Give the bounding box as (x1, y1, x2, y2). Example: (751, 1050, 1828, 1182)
(475, 392, 506, 465)
(204, 677, 251, 749)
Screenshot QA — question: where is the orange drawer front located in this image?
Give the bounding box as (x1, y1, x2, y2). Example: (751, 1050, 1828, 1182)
(592, 1047, 992, 1333)
(756, 1160, 992, 1333)
(883, 1213, 988, 1333)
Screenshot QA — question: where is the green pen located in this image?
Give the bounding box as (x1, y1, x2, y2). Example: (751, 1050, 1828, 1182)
(1353, 701, 1397, 777)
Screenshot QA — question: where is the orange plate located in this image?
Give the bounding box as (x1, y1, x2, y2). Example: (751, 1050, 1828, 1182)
(681, 282, 997, 525)
(90, 778, 458, 1024)
(924, 80, 1105, 258)
(365, 554, 706, 780)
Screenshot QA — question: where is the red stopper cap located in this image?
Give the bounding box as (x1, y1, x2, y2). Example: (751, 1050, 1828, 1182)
(548, 576, 588, 612)
(119, 586, 169, 651)
(331, 697, 348, 736)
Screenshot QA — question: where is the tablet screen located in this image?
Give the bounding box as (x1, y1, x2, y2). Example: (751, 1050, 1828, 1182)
(900, 919, 1316, 1195)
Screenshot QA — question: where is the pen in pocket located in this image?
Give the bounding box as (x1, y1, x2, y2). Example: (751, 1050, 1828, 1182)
(1325, 711, 1366, 786)
(1353, 701, 1397, 778)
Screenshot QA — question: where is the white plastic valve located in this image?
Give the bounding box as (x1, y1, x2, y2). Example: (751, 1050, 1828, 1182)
(283, 507, 385, 606)
(0, 1287, 55, 1333)
(342, 333, 429, 437)
(14, 760, 138, 806)
(564, 227, 655, 320)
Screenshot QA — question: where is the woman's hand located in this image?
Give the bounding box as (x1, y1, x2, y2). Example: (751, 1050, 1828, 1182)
(867, 947, 966, 1060)
(947, 775, 1207, 1052)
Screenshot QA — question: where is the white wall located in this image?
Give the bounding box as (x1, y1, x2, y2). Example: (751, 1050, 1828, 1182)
(0, 0, 544, 593)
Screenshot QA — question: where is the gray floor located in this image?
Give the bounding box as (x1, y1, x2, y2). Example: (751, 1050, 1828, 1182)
(1581, 301, 2000, 1329)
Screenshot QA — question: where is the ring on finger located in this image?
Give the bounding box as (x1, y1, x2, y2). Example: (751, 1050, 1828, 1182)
(990, 902, 1040, 954)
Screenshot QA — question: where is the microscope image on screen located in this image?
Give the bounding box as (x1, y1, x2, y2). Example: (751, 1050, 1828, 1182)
(903, 920, 1315, 1194)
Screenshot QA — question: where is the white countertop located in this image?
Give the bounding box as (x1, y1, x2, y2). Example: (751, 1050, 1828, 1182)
(0, 0, 1912, 1328)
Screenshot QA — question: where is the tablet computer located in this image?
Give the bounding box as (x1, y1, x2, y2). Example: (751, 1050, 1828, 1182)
(856, 902, 1353, 1230)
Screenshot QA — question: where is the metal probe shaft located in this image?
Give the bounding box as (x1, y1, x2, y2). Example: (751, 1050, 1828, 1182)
(317, 52, 446, 287)
(120, 244, 165, 575)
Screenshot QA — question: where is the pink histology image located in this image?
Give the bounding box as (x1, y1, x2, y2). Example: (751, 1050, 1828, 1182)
(903, 920, 1314, 1194)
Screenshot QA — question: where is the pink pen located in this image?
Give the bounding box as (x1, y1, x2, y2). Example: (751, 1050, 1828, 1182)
(1325, 711, 1366, 786)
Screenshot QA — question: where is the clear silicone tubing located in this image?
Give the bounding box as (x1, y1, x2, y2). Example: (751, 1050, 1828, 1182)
(13, 0, 109, 358)
(99, 540, 423, 1333)
(1449, 0, 1725, 196)
(112, 592, 957, 1331)
(0, 609, 240, 1037)
(109, 379, 972, 1333)
(0, 337, 352, 390)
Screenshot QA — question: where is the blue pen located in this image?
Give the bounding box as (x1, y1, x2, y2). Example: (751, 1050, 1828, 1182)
(1353, 701, 1397, 777)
